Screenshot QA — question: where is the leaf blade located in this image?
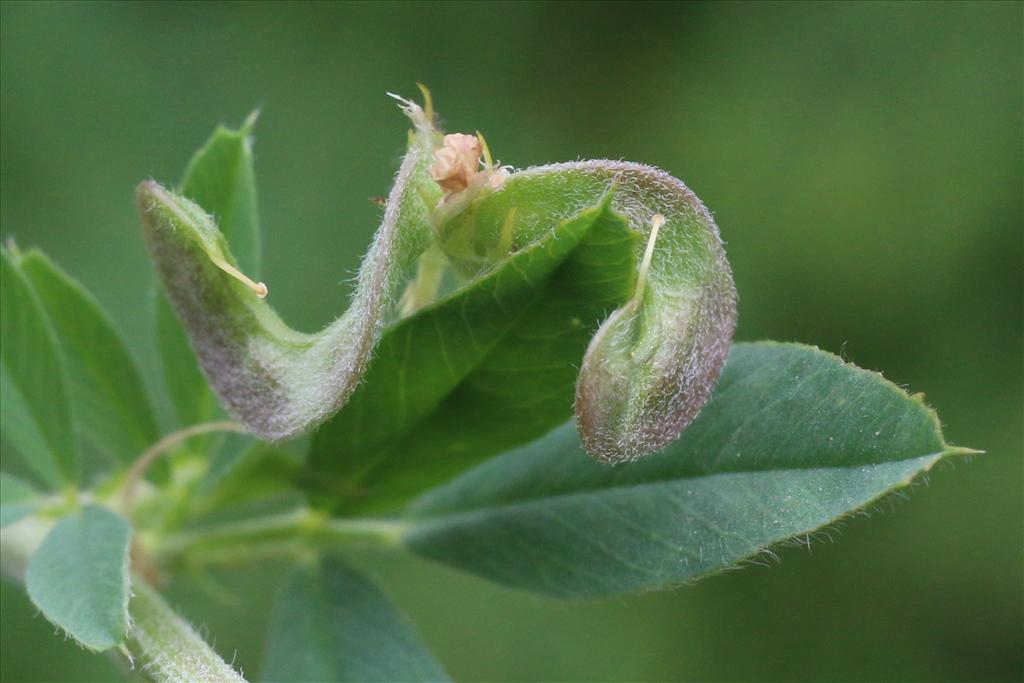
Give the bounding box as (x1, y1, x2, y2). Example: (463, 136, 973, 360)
(180, 111, 262, 276)
(0, 472, 41, 527)
(309, 197, 638, 512)
(260, 556, 449, 683)
(1, 247, 78, 488)
(192, 439, 302, 518)
(25, 505, 132, 651)
(401, 342, 959, 598)
(19, 250, 159, 466)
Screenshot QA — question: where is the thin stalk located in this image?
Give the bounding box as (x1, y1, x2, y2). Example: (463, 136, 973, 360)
(399, 244, 448, 316)
(154, 508, 407, 568)
(121, 422, 248, 515)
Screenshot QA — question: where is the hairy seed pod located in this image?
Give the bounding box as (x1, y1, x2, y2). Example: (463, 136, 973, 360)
(140, 93, 734, 465)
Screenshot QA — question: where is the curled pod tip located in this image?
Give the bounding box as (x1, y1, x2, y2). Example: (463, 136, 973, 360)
(564, 162, 737, 463)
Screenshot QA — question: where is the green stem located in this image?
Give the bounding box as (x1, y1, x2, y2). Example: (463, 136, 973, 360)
(128, 580, 247, 683)
(154, 508, 407, 568)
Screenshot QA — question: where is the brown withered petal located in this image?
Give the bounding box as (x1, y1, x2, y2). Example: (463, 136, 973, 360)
(429, 133, 482, 194)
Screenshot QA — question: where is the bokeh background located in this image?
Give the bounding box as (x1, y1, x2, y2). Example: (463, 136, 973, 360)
(2, 1, 1021, 681)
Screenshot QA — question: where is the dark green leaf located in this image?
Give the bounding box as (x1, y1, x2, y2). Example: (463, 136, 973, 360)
(402, 342, 968, 598)
(156, 112, 260, 428)
(19, 250, 159, 466)
(261, 556, 449, 683)
(1, 247, 78, 488)
(26, 505, 132, 650)
(0, 472, 41, 527)
(155, 294, 222, 428)
(310, 196, 637, 513)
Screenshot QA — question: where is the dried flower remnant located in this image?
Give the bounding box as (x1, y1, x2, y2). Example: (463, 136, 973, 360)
(430, 133, 483, 195)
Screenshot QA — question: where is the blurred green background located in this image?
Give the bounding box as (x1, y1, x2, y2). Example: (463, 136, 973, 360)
(2, 1, 1021, 681)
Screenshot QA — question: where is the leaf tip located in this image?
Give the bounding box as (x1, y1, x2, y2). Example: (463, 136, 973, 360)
(944, 445, 984, 458)
(241, 108, 260, 135)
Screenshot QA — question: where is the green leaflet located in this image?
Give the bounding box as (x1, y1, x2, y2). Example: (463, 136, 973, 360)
(0, 472, 40, 527)
(140, 99, 442, 442)
(192, 440, 303, 518)
(25, 505, 132, 651)
(19, 250, 159, 466)
(181, 111, 262, 276)
(401, 342, 968, 598)
(156, 113, 261, 428)
(309, 195, 638, 513)
(261, 556, 449, 683)
(1, 247, 78, 488)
